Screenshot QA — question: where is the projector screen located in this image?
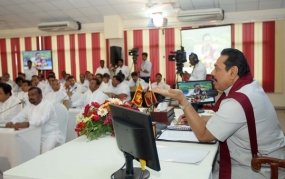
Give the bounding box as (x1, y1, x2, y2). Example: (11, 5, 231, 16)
(181, 25, 231, 74)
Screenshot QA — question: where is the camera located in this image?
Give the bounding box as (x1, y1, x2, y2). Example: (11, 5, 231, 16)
(168, 46, 187, 75)
(128, 48, 139, 64)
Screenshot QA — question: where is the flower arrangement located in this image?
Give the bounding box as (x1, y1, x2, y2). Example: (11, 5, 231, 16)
(75, 98, 139, 141)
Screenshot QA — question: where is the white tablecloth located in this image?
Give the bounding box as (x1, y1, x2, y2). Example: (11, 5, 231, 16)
(4, 136, 218, 179)
(0, 127, 41, 173)
(66, 108, 81, 142)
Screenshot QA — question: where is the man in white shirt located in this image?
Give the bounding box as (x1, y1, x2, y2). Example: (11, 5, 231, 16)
(115, 59, 130, 79)
(99, 73, 111, 93)
(3, 73, 16, 88)
(45, 79, 69, 104)
(127, 72, 148, 90)
(187, 84, 205, 96)
(17, 80, 31, 107)
(66, 76, 81, 94)
(6, 87, 63, 154)
(60, 71, 66, 84)
(13, 77, 23, 96)
(43, 75, 55, 95)
(139, 52, 152, 83)
(72, 78, 109, 108)
(106, 75, 131, 101)
(188, 53, 207, 81)
(24, 60, 38, 80)
(0, 83, 21, 123)
(76, 74, 89, 93)
(32, 75, 45, 92)
(151, 73, 170, 90)
(95, 60, 110, 75)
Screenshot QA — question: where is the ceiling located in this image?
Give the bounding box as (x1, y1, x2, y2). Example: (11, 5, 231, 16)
(0, 0, 284, 30)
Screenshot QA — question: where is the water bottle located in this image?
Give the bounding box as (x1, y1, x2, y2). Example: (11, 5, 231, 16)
(23, 98, 27, 106)
(69, 98, 73, 107)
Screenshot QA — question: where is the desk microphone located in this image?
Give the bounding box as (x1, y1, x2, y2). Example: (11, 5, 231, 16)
(70, 86, 77, 93)
(0, 101, 22, 114)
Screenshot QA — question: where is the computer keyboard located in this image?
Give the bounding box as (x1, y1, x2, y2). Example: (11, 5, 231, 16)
(167, 125, 191, 131)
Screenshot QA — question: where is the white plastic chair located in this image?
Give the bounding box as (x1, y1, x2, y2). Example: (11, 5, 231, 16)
(53, 103, 69, 144)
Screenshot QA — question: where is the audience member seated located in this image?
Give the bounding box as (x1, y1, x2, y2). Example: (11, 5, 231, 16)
(60, 70, 66, 84)
(17, 80, 31, 108)
(118, 73, 129, 85)
(76, 73, 89, 93)
(99, 73, 111, 93)
(6, 87, 63, 154)
(32, 75, 45, 92)
(3, 72, 16, 88)
(43, 75, 55, 95)
(95, 73, 103, 84)
(72, 78, 108, 108)
(115, 59, 130, 79)
(105, 75, 131, 101)
(87, 73, 94, 82)
(18, 72, 26, 80)
(151, 73, 170, 90)
(127, 72, 148, 91)
(13, 77, 23, 96)
(66, 76, 81, 96)
(95, 60, 110, 75)
(45, 79, 69, 106)
(0, 83, 21, 123)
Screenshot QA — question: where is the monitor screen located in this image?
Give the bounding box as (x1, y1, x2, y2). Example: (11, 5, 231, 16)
(109, 104, 160, 178)
(22, 50, 53, 70)
(177, 80, 215, 104)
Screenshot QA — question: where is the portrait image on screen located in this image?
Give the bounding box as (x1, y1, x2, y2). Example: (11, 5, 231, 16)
(109, 104, 160, 179)
(181, 25, 231, 74)
(177, 80, 215, 104)
(22, 50, 52, 70)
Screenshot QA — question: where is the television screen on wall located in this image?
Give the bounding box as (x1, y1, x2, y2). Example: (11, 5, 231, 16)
(22, 50, 53, 70)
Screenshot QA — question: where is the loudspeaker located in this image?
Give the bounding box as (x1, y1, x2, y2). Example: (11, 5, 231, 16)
(110, 46, 122, 65)
(190, 52, 199, 64)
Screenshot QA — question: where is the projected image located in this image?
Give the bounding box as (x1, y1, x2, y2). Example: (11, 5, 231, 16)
(22, 50, 52, 70)
(181, 25, 231, 74)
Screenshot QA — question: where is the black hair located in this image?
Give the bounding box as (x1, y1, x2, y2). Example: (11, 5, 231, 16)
(67, 76, 75, 81)
(22, 80, 31, 86)
(103, 73, 110, 78)
(113, 75, 122, 83)
(194, 84, 200, 87)
(90, 78, 101, 85)
(118, 59, 124, 63)
(96, 73, 103, 78)
(28, 86, 42, 95)
(131, 72, 138, 77)
(15, 77, 23, 83)
(48, 75, 55, 80)
(221, 48, 251, 77)
(0, 82, 12, 96)
(32, 75, 39, 79)
(142, 52, 148, 57)
(155, 73, 162, 77)
(27, 60, 32, 63)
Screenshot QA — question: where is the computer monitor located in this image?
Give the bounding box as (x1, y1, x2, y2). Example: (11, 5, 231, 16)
(109, 104, 160, 179)
(177, 80, 215, 113)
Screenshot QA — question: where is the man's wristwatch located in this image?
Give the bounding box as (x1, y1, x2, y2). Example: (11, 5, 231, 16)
(179, 102, 191, 111)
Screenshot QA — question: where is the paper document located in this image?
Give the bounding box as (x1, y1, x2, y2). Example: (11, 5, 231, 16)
(158, 130, 216, 144)
(157, 145, 209, 164)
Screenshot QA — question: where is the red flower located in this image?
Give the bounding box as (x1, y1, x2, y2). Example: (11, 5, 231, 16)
(83, 104, 91, 116)
(91, 114, 101, 121)
(91, 102, 100, 108)
(103, 114, 112, 125)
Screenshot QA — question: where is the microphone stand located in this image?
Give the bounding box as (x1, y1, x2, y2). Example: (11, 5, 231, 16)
(0, 102, 22, 115)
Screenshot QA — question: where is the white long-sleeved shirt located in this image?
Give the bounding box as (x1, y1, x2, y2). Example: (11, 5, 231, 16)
(76, 80, 89, 93)
(17, 91, 30, 107)
(45, 90, 69, 104)
(43, 84, 53, 95)
(37, 82, 46, 92)
(151, 81, 170, 90)
(24, 67, 38, 80)
(99, 82, 110, 93)
(140, 60, 152, 77)
(72, 89, 109, 107)
(11, 99, 62, 142)
(95, 67, 110, 75)
(66, 83, 82, 94)
(0, 96, 22, 123)
(189, 61, 207, 81)
(115, 65, 130, 79)
(128, 78, 148, 90)
(106, 82, 131, 101)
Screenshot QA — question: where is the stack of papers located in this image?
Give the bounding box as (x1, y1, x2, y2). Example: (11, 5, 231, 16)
(157, 145, 209, 164)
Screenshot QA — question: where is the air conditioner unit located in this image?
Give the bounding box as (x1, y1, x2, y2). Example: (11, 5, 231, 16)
(38, 21, 81, 31)
(177, 8, 224, 22)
